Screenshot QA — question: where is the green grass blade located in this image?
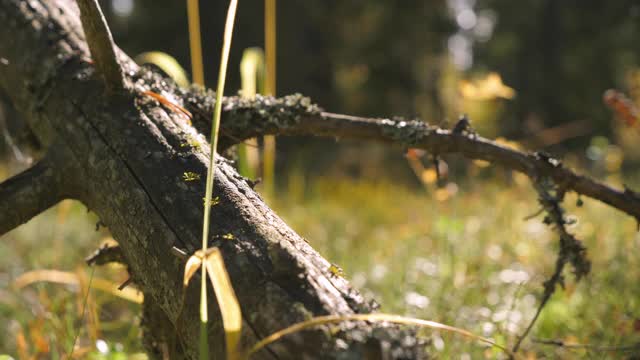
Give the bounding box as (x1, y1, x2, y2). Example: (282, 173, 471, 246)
(202, 1, 238, 250)
(199, 0, 239, 359)
(67, 267, 95, 359)
(199, 320, 209, 360)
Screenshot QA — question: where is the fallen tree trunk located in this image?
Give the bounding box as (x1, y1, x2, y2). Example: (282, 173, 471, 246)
(1, 0, 638, 359)
(0, 0, 424, 358)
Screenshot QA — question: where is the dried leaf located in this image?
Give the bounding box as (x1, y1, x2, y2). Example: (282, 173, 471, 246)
(183, 254, 203, 287)
(13, 269, 142, 304)
(142, 90, 193, 123)
(249, 313, 511, 357)
(203, 248, 242, 360)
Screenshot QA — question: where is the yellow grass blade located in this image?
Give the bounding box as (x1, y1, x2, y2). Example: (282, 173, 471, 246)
(248, 313, 513, 357)
(264, 0, 276, 96)
(204, 248, 242, 360)
(263, 0, 277, 198)
(183, 253, 203, 287)
(13, 269, 143, 304)
(186, 0, 205, 85)
(135, 51, 190, 87)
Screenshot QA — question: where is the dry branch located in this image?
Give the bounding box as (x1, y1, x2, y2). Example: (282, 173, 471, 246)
(0, 1, 424, 358)
(1, 0, 638, 358)
(76, 0, 125, 91)
(186, 95, 640, 220)
(0, 144, 77, 235)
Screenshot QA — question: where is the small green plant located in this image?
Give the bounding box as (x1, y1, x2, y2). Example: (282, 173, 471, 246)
(202, 196, 220, 207)
(183, 171, 201, 182)
(182, 134, 203, 151)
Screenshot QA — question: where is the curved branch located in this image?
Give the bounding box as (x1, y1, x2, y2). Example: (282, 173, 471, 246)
(292, 112, 640, 220)
(195, 93, 640, 219)
(0, 146, 70, 235)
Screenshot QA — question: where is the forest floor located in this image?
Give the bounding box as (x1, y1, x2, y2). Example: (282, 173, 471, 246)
(1, 165, 639, 359)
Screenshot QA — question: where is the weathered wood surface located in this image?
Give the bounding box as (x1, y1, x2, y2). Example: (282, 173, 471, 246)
(3, 0, 640, 359)
(0, 0, 424, 358)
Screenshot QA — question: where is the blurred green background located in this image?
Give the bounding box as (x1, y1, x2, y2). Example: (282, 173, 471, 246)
(2, 0, 640, 358)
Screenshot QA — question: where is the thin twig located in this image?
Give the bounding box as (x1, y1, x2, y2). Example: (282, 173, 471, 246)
(171, 246, 188, 260)
(67, 266, 95, 360)
(533, 338, 640, 353)
(118, 277, 133, 291)
(195, 96, 640, 220)
(85, 243, 124, 266)
(523, 208, 544, 221)
(503, 281, 525, 339)
(512, 177, 590, 354)
(511, 284, 553, 354)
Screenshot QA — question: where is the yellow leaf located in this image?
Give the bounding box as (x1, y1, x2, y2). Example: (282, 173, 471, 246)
(203, 248, 242, 360)
(459, 72, 515, 100)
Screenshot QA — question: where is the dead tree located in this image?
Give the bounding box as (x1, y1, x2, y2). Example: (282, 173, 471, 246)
(0, 0, 638, 358)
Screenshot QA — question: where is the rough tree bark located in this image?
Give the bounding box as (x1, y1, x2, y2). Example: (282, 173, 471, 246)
(1, 0, 639, 359)
(0, 1, 423, 359)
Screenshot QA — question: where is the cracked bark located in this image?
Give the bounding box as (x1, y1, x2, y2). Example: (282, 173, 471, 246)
(2, 0, 638, 358)
(0, 0, 424, 358)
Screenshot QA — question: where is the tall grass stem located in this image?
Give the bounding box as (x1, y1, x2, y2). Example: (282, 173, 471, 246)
(67, 266, 95, 360)
(263, 0, 277, 197)
(187, 0, 205, 85)
(198, 0, 239, 358)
